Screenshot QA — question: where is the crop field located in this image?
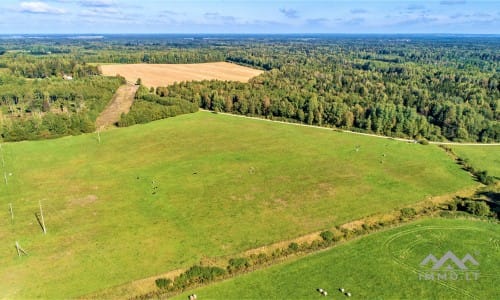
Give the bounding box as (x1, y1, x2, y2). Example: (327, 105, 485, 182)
(0, 112, 475, 298)
(174, 218, 500, 300)
(99, 62, 263, 87)
(451, 146, 500, 178)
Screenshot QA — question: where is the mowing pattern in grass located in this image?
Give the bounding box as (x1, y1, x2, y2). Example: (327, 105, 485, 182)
(451, 146, 500, 179)
(174, 218, 499, 300)
(0, 112, 474, 298)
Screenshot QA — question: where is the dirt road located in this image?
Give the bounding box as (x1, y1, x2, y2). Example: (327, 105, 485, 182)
(201, 110, 500, 146)
(95, 84, 138, 129)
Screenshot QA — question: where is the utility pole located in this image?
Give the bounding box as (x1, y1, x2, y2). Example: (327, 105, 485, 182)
(15, 241, 28, 257)
(9, 203, 13, 221)
(39, 200, 46, 234)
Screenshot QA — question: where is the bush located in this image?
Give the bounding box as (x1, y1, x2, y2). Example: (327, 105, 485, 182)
(173, 265, 226, 289)
(447, 201, 458, 211)
(461, 200, 491, 217)
(320, 230, 334, 242)
(400, 207, 417, 219)
(477, 170, 495, 185)
(288, 242, 299, 252)
(227, 257, 250, 273)
(155, 278, 171, 290)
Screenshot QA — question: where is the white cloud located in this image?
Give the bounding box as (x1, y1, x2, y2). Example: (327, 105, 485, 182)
(280, 8, 299, 19)
(79, 7, 119, 17)
(440, 0, 466, 5)
(79, 0, 115, 7)
(350, 9, 367, 14)
(20, 2, 66, 14)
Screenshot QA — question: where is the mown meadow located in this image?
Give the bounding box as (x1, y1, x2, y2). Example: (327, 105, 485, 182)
(173, 218, 499, 300)
(0, 112, 475, 298)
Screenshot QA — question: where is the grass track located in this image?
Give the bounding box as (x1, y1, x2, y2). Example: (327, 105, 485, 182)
(173, 218, 499, 300)
(0, 112, 475, 298)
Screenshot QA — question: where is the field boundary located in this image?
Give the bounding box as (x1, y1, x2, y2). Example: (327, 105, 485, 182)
(201, 110, 500, 146)
(84, 186, 478, 299)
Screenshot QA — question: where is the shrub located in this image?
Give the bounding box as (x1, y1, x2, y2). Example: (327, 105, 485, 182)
(476, 170, 495, 185)
(155, 278, 171, 290)
(447, 200, 458, 211)
(320, 230, 334, 242)
(400, 207, 417, 219)
(173, 265, 226, 289)
(227, 257, 250, 273)
(460, 200, 491, 217)
(288, 242, 299, 252)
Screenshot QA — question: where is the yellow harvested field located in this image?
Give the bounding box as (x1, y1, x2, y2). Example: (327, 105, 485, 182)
(100, 62, 263, 87)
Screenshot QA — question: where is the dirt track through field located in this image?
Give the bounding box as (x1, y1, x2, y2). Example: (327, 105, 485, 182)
(100, 62, 263, 87)
(95, 83, 138, 129)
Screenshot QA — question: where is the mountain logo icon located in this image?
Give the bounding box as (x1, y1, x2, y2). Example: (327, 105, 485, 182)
(420, 251, 479, 270)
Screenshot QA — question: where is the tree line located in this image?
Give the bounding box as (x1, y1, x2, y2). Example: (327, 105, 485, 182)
(0, 74, 124, 141)
(0, 35, 498, 142)
(118, 85, 199, 127)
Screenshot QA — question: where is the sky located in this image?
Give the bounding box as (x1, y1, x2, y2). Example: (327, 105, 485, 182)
(0, 0, 499, 34)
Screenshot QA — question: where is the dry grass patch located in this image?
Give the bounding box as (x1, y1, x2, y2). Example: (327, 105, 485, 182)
(100, 62, 263, 87)
(95, 83, 138, 128)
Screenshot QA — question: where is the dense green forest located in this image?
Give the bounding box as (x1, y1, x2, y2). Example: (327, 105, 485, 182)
(118, 85, 199, 126)
(0, 34, 498, 142)
(0, 71, 124, 141)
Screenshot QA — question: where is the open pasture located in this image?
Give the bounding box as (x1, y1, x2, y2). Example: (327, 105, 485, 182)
(174, 218, 499, 300)
(0, 112, 474, 298)
(99, 62, 263, 87)
(451, 146, 500, 179)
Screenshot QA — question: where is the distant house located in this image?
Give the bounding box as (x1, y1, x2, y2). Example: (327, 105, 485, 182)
(63, 74, 73, 80)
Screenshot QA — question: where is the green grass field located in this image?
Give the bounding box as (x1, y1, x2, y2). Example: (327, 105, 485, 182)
(0, 112, 475, 298)
(174, 218, 500, 300)
(451, 146, 500, 178)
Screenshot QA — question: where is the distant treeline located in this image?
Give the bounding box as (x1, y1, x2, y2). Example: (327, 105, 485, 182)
(0, 35, 499, 142)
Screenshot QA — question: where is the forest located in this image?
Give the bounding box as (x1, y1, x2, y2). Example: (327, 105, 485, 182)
(0, 34, 498, 142)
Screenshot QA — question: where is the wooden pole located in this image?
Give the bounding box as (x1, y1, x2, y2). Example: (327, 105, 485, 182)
(97, 128, 101, 144)
(15, 241, 28, 256)
(39, 200, 46, 234)
(9, 203, 13, 221)
(15, 241, 20, 257)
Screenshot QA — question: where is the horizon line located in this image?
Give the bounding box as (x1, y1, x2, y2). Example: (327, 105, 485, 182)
(1, 33, 499, 36)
